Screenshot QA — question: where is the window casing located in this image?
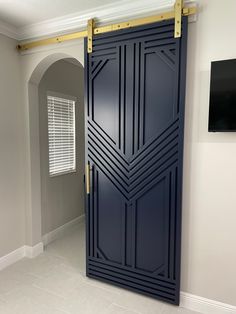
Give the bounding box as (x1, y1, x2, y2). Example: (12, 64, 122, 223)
(47, 93, 76, 176)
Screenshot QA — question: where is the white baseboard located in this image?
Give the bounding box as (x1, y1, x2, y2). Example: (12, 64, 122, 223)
(0, 215, 84, 271)
(24, 242, 44, 258)
(42, 214, 85, 246)
(0, 247, 25, 271)
(180, 292, 236, 314)
(0, 242, 44, 271)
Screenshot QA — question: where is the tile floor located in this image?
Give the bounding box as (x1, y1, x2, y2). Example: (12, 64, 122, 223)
(0, 219, 201, 314)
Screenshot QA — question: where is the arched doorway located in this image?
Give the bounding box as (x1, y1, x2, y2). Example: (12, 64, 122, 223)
(27, 53, 84, 254)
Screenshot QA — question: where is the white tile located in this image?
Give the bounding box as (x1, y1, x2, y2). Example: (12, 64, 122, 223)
(5, 254, 64, 278)
(83, 276, 123, 296)
(0, 221, 204, 314)
(60, 283, 113, 314)
(0, 269, 38, 295)
(161, 304, 202, 314)
(115, 289, 165, 314)
(0, 297, 69, 314)
(32, 266, 85, 299)
(45, 224, 85, 273)
(0, 300, 11, 314)
(105, 303, 141, 314)
(1, 285, 67, 310)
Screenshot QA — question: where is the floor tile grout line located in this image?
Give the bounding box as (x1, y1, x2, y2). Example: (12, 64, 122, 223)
(108, 302, 143, 313)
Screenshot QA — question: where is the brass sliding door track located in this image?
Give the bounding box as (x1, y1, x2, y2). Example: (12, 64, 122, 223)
(17, 1, 196, 53)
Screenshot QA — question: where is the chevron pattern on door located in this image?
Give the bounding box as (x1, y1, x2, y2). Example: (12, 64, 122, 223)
(85, 19, 188, 305)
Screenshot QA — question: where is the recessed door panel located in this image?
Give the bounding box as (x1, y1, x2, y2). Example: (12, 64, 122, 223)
(96, 169, 123, 264)
(143, 51, 175, 144)
(135, 177, 166, 274)
(92, 58, 119, 144)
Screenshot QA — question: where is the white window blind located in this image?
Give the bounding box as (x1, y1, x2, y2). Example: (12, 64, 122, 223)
(47, 95, 76, 176)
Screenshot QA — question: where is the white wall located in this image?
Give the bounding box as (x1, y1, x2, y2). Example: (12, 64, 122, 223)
(181, 0, 236, 305)
(38, 59, 84, 235)
(0, 0, 235, 307)
(0, 34, 25, 256)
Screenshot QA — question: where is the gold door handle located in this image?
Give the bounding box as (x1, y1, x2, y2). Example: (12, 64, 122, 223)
(86, 164, 91, 194)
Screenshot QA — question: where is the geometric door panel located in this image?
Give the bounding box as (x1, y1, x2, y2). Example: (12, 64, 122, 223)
(96, 169, 123, 264)
(92, 58, 119, 144)
(135, 177, 166, 274)
(85, 18, 188, 305)
(143, 51, 176, 144)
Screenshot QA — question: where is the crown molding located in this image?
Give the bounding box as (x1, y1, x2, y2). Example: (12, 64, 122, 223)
(0, 0, 197, 41)
(18, 0, 175, 40)
(0, 19, 19, 40)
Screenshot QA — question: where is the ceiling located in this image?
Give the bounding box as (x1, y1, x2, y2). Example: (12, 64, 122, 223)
(0, 0, 194, 41)
(0, 0, 125, 28)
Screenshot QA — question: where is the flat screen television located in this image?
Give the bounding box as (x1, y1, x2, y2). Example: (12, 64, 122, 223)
(208, 58, 236, 132)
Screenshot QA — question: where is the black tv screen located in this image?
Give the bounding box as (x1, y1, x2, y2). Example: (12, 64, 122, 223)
(209, 59, 236, 132)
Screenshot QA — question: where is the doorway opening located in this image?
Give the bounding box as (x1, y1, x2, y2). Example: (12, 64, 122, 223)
(27, 53, 85, 271)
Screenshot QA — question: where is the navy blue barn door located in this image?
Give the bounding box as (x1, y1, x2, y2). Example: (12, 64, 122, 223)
(85, 18, 188, 305)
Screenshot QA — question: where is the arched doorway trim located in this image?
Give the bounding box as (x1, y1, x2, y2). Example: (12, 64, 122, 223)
(27, 53, 83, 252)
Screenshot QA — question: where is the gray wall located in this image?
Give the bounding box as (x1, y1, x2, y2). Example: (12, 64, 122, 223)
(180, 0, 236, 305)
(38, 59, 84, 236)
(0, 34, 25, 256)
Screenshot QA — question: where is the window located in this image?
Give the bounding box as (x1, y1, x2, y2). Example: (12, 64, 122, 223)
(47, 93, 76, 176)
